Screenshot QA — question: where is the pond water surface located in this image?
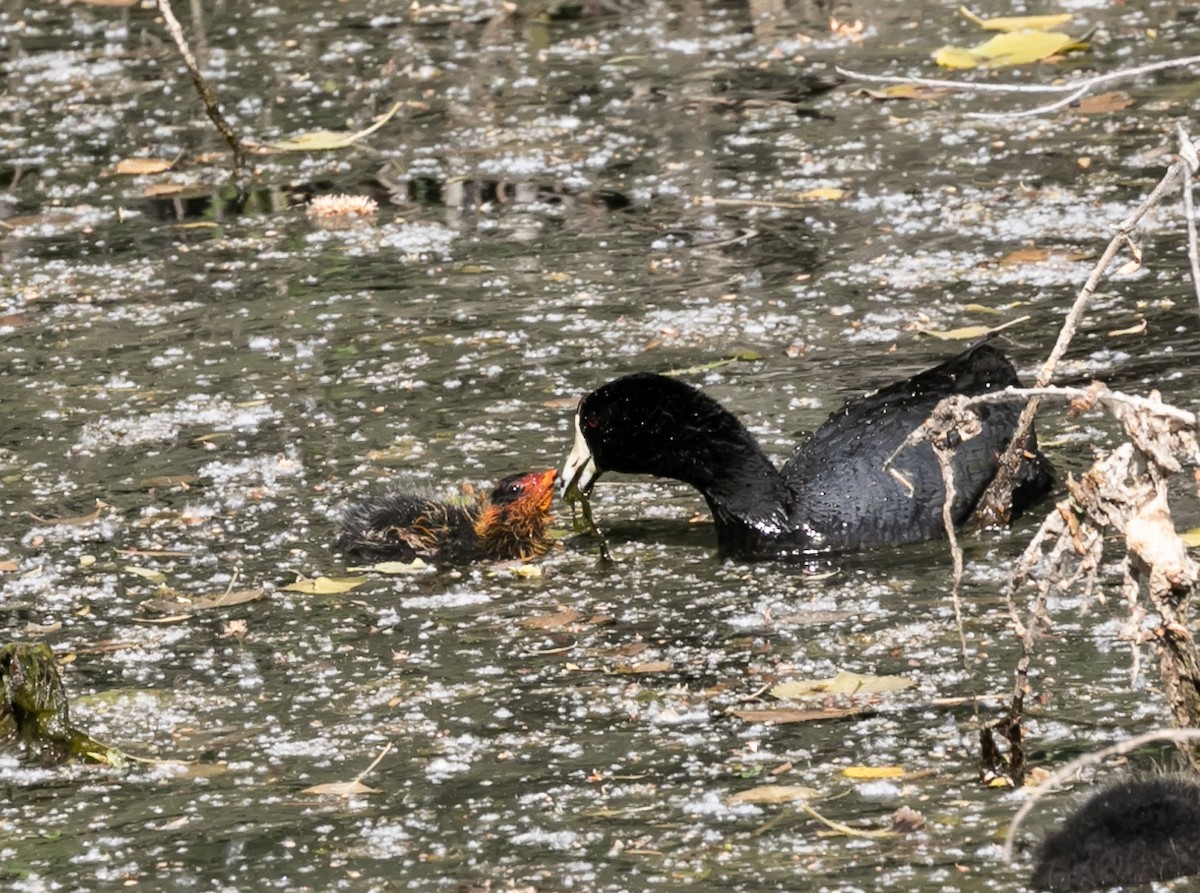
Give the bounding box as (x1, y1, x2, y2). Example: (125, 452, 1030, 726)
(3, 0, 1200, 890)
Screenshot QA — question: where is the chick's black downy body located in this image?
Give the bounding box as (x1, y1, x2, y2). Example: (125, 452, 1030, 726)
(1032, 777, 1200, 891)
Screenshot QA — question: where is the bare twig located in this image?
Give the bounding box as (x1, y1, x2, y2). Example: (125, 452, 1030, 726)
(836, 55, 1200, 113)
(1002, 728, 1200, 863)
(1179, 124, 1200, 314)
(156, 0, 247, 181)
(933, 442, 969, 667)
(966, 85, 1091, 120)
(976, 143, 1192, 524)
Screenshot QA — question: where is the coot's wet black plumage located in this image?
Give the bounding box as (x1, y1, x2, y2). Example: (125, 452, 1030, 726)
(561, 343, 1053, 560)
(1032, 777, 1200, 891)
(339, 469, 557, 564)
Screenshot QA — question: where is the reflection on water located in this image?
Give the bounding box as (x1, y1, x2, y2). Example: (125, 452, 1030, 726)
(1, 0, 1198, 890)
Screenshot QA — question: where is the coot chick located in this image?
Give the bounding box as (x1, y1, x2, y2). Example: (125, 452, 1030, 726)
(339, 469, 556, 564)
(561, 343, 1052, 560)
(1032, 777, 1200, 891)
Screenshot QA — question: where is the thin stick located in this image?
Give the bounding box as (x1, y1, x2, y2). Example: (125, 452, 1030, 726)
(977, 151, 1188, 518)
(352, 741, 393, 785)
(965, 85, 1090, 120)
(836, 55, 1200, 98)
(1179, 125, 1200, 314)
(1002, 728, 1200, 863)
(156, 0, 247, 180)
(961, 385, 1197, 427)
(934, 444, 970, 669)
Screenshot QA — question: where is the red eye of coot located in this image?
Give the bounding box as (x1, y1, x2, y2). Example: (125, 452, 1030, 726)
(585, 417, 598, 430)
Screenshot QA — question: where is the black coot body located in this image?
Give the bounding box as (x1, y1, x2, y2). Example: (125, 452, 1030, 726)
(561, 343, 1053, 560)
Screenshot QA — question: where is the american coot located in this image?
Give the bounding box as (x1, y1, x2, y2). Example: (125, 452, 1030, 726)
(339, 469, 557, 564)
(1032, 777, 1200, 891)
(560, 343, 1053, 560)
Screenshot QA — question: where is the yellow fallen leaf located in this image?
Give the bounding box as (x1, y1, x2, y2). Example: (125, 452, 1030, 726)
(115, 158, 174, 175)
(958, 6, 1074, 32)
(771, 670, 913, 700)
(282, 575, 366, 594)
(271, 101, 403, 152)
(935, 30, 1084, 69)
(794, 186, 847, 201)
(727, 784, 820, 805)
(843, 765, 905, 779)
(933, 45, 982, 69)
(860, 84, 953, 101)
(1181, 528, 1200, 548)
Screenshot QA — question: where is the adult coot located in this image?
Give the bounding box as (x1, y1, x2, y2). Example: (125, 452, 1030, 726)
(561, 343, 1052, 560)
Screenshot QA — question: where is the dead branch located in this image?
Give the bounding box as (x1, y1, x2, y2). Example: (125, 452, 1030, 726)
(1000, 390, 1200, 779)
(835, 56, 1200, 117)
(1179, 124, 1200, 313)
(156, 0, 247, 181)
(977, 133, 1197, 525)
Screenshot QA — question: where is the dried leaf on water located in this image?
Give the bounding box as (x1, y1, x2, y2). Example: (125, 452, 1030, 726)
(270, 102, 403, 152)
(916, 314, 1031, 342)
(30, 499, 109, 527)
(302, 780, 381, 797)
(1107, 319, 1147, 337)
(346, 558, 428, 574)
(934, 30, 1085, 69)
(140, 588, 264, 614)
(142, 183, 189, 197)
(139, 475, 199, 490)
(124, 566, 168, 584)
(915, 324, 994, 342)
(302, 742, 391, 797)
(891, 805, 926, 832)
(958, 6, 1074, 32)
(728, 784, 820, 805)
(1181, 528, 1200, 548)
(770, 670, 913, 700)
(727, 705, 874, 724)
(520, 608, 581, 629)
(1075, 92, 1134, 114)
(614, 660, 672, 674)
(115, 158, 174, 175)
(282, 575, 367, 594)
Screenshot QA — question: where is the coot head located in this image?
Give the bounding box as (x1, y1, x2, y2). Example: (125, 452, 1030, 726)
(561, 373, 735, 496)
